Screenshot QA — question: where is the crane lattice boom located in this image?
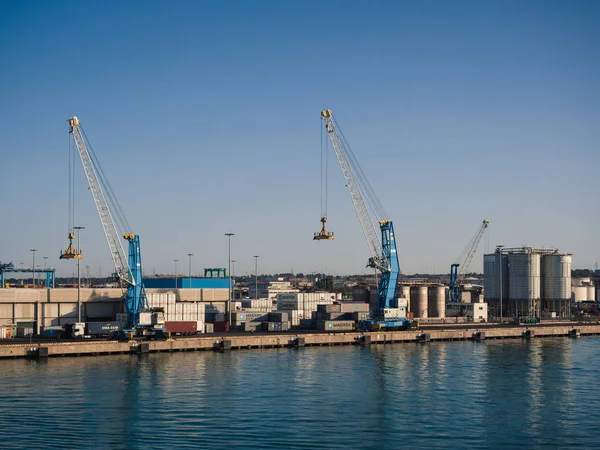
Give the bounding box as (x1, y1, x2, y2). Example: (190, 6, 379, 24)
(320, 110, 387, 271)
(68, 117, 133, 286)
(449, 219, 489, 302)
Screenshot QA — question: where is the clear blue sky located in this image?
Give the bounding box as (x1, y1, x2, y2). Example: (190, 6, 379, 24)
(1, 0, 598, 278)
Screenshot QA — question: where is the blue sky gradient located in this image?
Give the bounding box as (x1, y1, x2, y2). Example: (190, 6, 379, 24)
(1, 0, 598, 277)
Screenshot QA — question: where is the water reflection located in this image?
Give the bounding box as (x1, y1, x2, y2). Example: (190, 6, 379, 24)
(0, 338, 598, 449)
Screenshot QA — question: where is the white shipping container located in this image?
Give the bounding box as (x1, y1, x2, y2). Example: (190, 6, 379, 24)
(288, 310, 300, 326)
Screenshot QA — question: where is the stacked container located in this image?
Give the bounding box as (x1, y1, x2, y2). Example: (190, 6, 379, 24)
(146, 293, 205, 333)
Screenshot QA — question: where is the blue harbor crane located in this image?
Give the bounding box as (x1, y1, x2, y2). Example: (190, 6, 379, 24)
(61, 117, 155, 332)
(449, 219, 489, 303)
(316, 110, 408, 331)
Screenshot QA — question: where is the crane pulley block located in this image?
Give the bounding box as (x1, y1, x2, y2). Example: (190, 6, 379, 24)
(314, 217, 334, 240)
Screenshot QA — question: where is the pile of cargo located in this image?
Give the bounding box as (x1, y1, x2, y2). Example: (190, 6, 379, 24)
(0, 322, 38, 339)
(0, 325, 15, 339)
(147, 293, 207, 333)
(313, 302, 370, 331)
(231, 311, 269, 329)
(276, 292, 341, 327)
(262, 311, 290, 332)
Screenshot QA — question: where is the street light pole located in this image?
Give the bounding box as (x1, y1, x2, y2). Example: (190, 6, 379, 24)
(174, 259, 179, 290)
(30, 249, 37, 288)
(497, 245, 504, 323)
(225, 233, 234, 325)
(43, 256, 48, 288)
(187, 253, 193, 289)
(74, 226, 85, 323)
(231, 260, 236, 300)
(253, 255, 259, 299)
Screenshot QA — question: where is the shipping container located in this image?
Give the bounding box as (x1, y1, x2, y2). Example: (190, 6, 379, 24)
(317, 304, 341, 314)
(204, 323, 214, 334)
(164, 321, 198, 334)
(339, 302, 370, 313)
(317, 312, 347, 321)
(353, 312, 370, 321)
(261, 322, 275, 332)
(299, 319, 315, 329)
(16, 327, 34, 338)
(206, 313, 226, 322)
(242, 322, 261, 332)
(209, 321, 229, 332)
(86, 322, 120, 336)
(268, 311, 289, 322)
(317, 320, 355, 332)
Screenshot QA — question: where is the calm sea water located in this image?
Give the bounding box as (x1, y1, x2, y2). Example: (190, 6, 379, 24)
(0, 337, 598, 449)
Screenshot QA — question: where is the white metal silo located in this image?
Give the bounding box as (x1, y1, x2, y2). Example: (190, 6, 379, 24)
(508, 251, 541, 318)
(484, 252, 509, 318)
(410, 285, 428, 318)
(428, 285, 446, 318)
(542, 254, 572, 300)
(400, 285, 411, 300)
(572, 286, 587, 302)
(541, 253, 571, 319)
(587, 285, 595, 301)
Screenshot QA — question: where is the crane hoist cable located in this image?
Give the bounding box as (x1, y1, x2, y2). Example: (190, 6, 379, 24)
(314, 113, 334, 240)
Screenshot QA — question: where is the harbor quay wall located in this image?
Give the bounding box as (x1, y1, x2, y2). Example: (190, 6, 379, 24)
(1, 324, 599, 359)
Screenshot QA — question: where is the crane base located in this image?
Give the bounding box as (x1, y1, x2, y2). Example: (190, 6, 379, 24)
(358, 319, 410, 332)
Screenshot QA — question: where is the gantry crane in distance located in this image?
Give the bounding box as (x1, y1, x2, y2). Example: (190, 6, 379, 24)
(317, 109, 409, 331)
(449, 219, 489, 303)
(62, 116, 156, 332)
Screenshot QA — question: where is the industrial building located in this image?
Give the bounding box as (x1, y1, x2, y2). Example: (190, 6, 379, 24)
(248, 278, 299, 299)
(484, 247, 572, 320)
(0, 286, 231, 335)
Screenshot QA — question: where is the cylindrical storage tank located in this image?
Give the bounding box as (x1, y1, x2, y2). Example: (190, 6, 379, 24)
(541, 254, 572, 301)
(484, 253, 509, 302)
(508, 251, 541, 317)
(400, 285, 411, 300)
(410, 285, 428, 318)
(587, 285, 595, 301)
(428, 285, 446, 318)
(572, 286, 587, 302)
(508, 252, 541, 300)
(352, 287, 369, 303)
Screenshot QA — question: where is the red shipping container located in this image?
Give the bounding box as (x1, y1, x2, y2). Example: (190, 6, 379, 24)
(210, 321, 229, 332)
(164, 321, 198, 334)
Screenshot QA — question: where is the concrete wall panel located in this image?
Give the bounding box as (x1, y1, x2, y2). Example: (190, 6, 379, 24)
(14, 303, 35, 321)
